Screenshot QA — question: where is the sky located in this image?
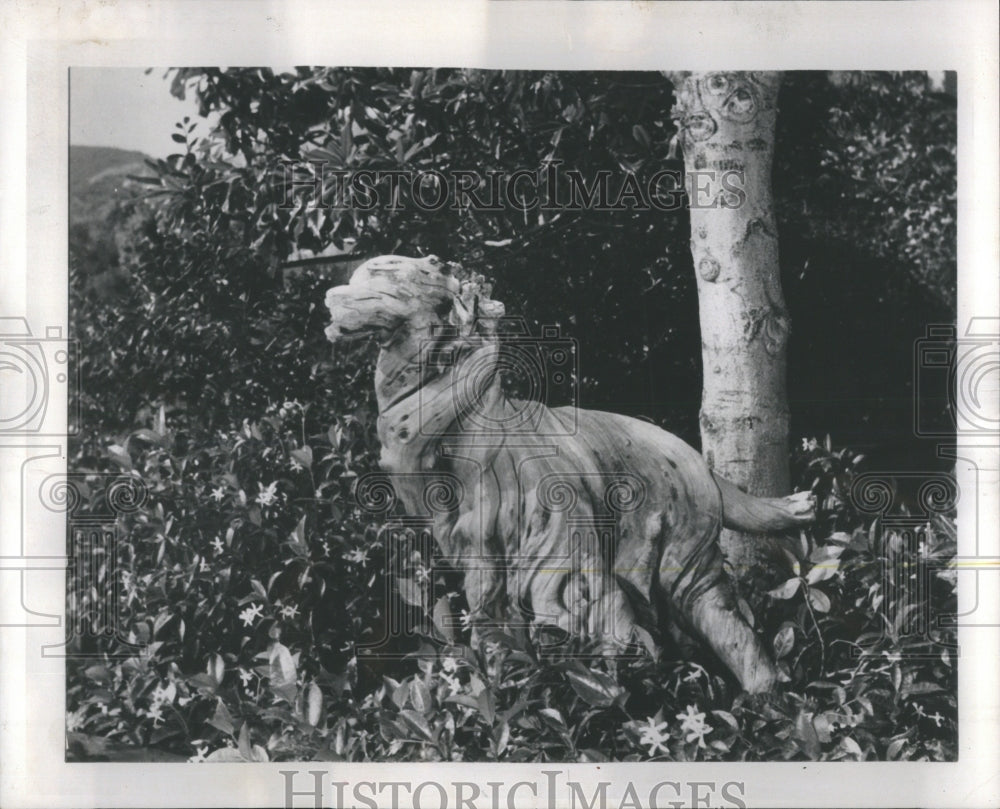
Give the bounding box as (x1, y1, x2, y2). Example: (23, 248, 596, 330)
(70, 67, 216, 158)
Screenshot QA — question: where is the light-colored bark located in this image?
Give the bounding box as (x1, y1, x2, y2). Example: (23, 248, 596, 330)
(326, 255, 813, 692)
(667, 72, 791, 575)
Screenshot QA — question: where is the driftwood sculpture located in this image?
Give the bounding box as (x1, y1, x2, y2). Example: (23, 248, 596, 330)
(325, 255, 814, 693)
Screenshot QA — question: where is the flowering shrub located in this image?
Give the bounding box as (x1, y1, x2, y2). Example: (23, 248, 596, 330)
(65, 68, 957, 763)
(66, 421, 957, 762)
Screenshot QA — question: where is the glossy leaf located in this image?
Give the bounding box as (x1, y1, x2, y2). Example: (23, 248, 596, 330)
(768, 577, 802, 600)
(565, 667, 623, 708)
(773, 624, 796, 659)
(807, 587, 831, 613)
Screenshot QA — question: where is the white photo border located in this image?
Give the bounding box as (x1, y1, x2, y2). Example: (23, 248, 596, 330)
(1, 2, 997, 807)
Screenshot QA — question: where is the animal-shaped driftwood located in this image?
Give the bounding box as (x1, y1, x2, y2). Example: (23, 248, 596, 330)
(325, 255, 814, 692)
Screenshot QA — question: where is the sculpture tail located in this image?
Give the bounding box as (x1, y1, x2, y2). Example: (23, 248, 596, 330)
(714, 473, 816, 533)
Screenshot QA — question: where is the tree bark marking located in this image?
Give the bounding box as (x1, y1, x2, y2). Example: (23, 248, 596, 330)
(667, 71, 791, 575)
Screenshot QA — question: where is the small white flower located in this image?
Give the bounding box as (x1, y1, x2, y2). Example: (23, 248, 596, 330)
(238, 668, 254, 686)
(145, 703, 164, 726)
(440, 672, 462, 696)
(66, 707, 87, 732)
(210, 486, 226, 502)
(344, 548, 369, 566)
(256, 481, 279, 507)
(187, 745, 209, 763)
(682, 663, 707, 683)
(637, 717, 670, 756)
(677, 704, 710, 748)
(211, 536, 225, 556)
(151, 683, 174, 705)
(199, 558, 211, 573)
(239, 603, 264, 627)
(414, 565, 431, 584)
(320, 540, 330, 557)
(280, 604, 300, 619)
(459, 609, 472, 629)
(290, 459, 303, 472)
(441, 656, 459, 673)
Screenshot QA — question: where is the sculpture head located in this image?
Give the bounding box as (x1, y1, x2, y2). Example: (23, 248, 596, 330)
(324, 254, 505, 346)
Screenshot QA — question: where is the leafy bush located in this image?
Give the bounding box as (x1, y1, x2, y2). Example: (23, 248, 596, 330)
(66, 418, 957, 762)
(67, 68, 957, 763)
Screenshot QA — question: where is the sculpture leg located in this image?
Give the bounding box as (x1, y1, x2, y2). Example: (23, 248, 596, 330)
(660, 525, 779, 693)
(522, 565, 635, 655)
(518, 505, 636, 652)
(523, 562, 579, 641)
(684, 582, 779, 693)
(444, 508, 506, 635)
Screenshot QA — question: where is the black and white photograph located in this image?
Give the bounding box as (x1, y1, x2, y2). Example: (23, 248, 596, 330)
(1, 2, 998, 808)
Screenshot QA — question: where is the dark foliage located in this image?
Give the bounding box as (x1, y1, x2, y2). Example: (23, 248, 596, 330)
(67, 69, 956, 762)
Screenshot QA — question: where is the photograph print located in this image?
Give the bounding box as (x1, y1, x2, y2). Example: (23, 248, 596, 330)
(66, 67, 960, 765)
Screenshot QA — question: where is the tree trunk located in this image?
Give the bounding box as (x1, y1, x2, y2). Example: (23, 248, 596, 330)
(666, 71, 790, 579)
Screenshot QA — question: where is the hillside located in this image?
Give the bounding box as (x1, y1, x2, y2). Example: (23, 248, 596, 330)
(69, 145, 151, 224)
(70, 145, 154, 295)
